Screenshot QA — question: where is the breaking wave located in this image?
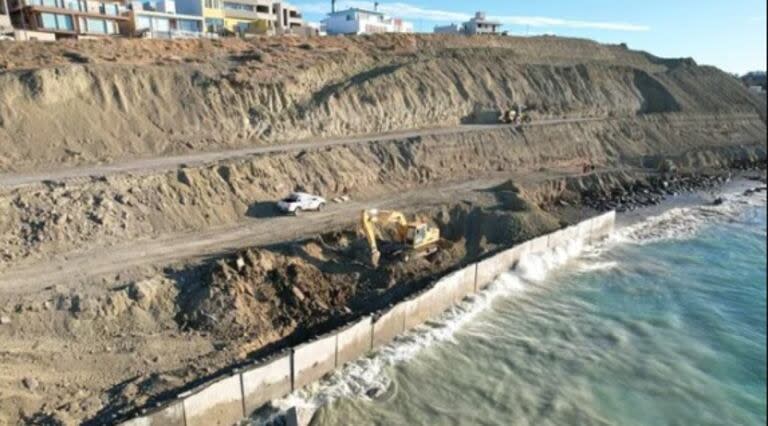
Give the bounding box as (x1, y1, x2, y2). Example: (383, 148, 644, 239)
(614, 187, 766, 245)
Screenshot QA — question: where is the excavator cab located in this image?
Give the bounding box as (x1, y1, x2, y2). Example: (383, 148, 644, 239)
(360, 209, 443, 267)
(405, 224, 425, 246)
(500, 104, 533, 126)
(405, 223, 441, 249)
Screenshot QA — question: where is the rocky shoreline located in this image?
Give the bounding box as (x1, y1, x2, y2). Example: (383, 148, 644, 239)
(581, 162, 767, 213)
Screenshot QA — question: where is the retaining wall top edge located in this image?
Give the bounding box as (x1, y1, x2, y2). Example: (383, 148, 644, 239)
(293, 331, 337, 352)
(245, 350, 292, 372)
(128, 397, 184, 420)
(335, 315, 373, 333)
(178, 372, 241, 399)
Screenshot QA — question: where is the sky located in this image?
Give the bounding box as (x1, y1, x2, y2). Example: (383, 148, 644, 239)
(294, 0, 767, 75)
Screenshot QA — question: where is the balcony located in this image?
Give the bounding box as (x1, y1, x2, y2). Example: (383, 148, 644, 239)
(16, 0, 126, 17)
(221, 2, 270, 21)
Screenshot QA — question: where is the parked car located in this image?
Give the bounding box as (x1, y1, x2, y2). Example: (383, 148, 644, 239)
(277, 192, 326, 215)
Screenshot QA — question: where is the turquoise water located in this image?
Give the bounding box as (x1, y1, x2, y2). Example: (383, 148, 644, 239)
(270, 194, 767, 426)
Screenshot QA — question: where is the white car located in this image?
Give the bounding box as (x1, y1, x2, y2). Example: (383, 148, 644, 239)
(277, 193, 326, 215)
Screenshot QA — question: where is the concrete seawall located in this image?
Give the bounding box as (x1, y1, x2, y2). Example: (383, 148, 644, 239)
(121, 211, 615, 425)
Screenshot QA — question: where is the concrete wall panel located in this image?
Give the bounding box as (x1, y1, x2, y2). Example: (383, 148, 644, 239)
(121, 400, 185, 426)
(403, 265, 477, 330)
(529, 235, 550, 254)
(446, 265, 477, 303)
(241, 353, 292, 414)
(556, 226, 579, 248)
(372, 303, 407, 348)
(576, 219, 593, 241)
(546, 229, 566, 250)
(403, 285, 449, 330)
(590, 211, 616, 242)
(476, 256, 505, 291)
(336, 316, 373, 366)
(183, 374, 244, 426)
(293, 333, 337, 390)
(476, 244, 528, 289)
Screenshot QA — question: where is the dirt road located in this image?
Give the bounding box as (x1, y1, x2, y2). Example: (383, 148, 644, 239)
(0, 118, 603, 189)
(0, 177, 509, 295)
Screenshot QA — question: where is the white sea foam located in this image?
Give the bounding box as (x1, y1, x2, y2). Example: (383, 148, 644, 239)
(576, 260, 620, 273)
(614, 188, 765, 244)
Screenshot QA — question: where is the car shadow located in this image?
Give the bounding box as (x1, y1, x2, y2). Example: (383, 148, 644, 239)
(246, 201, 282, 218)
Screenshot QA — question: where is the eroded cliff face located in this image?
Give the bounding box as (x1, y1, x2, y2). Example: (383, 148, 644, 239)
(2, 115, 764, 267)
(0, 34, 764, 172)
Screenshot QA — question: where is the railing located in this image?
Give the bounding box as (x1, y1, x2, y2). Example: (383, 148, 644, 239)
(141, 29, 218, 39)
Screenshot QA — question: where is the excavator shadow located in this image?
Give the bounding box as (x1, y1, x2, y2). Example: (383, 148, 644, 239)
(246, 201, 281, 218)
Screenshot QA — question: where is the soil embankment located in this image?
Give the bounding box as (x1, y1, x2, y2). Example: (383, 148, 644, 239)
(0, 34, 766, 425)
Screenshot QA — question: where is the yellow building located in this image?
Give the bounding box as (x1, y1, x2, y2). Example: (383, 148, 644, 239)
(224, 17, 272, 33)
(202, 0, 225, 33)
(177, 0, 304, 35)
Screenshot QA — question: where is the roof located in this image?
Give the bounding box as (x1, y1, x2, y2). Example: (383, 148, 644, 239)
(328, 7, 384, 17)
(291, 192, 321, 198)
(470, 17, 502, 26)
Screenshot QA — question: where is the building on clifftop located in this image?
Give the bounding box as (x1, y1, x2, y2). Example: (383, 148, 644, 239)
(434, 11, 502, 35)
(174, 0, 304, 35)
(322, 6, 412, 35)
(1, 0, 13, 34)
(120, 0, 205, 38)
(6, 0, 128, 39)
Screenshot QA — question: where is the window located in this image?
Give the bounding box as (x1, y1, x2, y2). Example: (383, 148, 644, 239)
(56, 13, 73, 29)
(102, 3, 118, 15)
(204, 0, 220, 9)
(205, 17, 223, 32)
(234, 21, 249, 32)
(39, 12, 74, 30)
(40, 13, 57, 28)
(177, 18, 199, 32)
(223, 2, 252, 11)
(346, 13, 352, 21)
(136, 15, 150, 29)
(153, 16, 169, 31)
(86, 17, 106, 33)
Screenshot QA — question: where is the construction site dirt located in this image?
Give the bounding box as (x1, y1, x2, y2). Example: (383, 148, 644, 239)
(0, 34, 766, 425)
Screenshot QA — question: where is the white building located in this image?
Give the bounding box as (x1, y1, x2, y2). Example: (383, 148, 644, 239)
(1, 0, 12, 33)
(435, 11, 502, 35)
(322, 7, 412, 35)
(122, 0, 205, 38)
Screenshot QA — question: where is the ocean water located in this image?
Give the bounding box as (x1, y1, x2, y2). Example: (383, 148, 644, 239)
(262, 190, 767, 426)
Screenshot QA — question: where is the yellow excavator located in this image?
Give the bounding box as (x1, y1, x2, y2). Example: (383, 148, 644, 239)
(360, 209, 443, 268)
(499, 104, 533, 126)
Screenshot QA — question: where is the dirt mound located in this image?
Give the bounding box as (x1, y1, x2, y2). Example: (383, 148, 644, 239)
(178, 248, 355, 345)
